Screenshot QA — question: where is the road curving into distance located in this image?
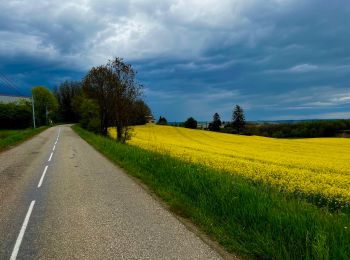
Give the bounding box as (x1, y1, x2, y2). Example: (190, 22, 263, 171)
(0, 125, 223, 259)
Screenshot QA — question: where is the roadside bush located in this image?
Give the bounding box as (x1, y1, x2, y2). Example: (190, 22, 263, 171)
(79, 98, 100, 133)
(0, 101, 32, 129)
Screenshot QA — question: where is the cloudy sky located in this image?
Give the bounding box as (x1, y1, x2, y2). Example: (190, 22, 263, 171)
(0, 0, 349, 121)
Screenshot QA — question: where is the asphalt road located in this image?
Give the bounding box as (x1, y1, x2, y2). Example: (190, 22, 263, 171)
(0, 125, 223, 259)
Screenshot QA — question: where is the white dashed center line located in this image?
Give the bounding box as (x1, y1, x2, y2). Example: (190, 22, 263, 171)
(10, 200, 36, 260)
(48, 152, 53, 162)
(37, 165, 48, 188)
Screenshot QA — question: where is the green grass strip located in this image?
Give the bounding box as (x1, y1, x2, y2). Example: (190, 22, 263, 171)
(0, 126, 48, 152)
(72, 125, 350, 259)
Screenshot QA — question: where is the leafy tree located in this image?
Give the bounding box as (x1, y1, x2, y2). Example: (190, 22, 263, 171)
(232, 105, 246, 134)
(108, 58, 143, 142)
(157, 116, 168, 125)
(82, 65, 116, 135)
(209, 112, 221, 131)
(129, 100, 152, 125)
(79, 98, 100, 133)
(32, 86, 58, 126)
(83, 58, 142, 142)
(54, 81, 82, 123)
(184, 117, 197, 129)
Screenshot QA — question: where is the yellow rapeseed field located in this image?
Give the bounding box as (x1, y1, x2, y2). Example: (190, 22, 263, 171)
(109, 124, 350, 204)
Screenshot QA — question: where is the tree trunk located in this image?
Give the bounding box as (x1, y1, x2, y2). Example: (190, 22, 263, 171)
(116, 124, 122, 142)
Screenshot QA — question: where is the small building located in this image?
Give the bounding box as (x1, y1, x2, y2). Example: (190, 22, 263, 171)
(146, 115, 156, 124)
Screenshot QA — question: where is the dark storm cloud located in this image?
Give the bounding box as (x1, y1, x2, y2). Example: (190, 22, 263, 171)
(0, 0, 349, 120)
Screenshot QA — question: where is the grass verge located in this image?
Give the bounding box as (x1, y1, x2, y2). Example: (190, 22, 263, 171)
(0, 126, 48, 152)
(72, 125, 350, 259)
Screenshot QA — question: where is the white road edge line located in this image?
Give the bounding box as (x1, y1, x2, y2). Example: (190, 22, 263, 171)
(48, 152, 53, 162)
(37, 166, 48, 188)
(52, 145, 56, 151)
(10, 200, 36, 260)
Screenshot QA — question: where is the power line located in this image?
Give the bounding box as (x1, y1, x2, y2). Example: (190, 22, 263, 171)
(0, 71, 18, 87)
(0, 78, 23, 96)
(0, 72, 20, 91)
(0, 72, 35, 128)
(0, 72, 26, 97)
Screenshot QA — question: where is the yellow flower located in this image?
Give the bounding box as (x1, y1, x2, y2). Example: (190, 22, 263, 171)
(108, 125, 350, 204)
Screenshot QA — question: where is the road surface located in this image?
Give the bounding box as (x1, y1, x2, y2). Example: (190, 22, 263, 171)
(0, 125, 223, 259)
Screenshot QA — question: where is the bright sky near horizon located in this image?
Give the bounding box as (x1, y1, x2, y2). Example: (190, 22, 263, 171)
(0, 0, 349, 121)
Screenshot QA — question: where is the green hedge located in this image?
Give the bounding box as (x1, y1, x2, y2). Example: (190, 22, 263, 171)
(0, 102, 32, 129)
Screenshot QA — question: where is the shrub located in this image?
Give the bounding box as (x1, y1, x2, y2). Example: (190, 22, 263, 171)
(79, 98, 100, 133)
(0, 101, 32, 129)
(184, 117, 197, 129)
(157, 116, 168, 125)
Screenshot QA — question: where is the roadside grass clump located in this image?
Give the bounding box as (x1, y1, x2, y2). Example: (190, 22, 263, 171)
(0, 126, 48, 152)
(73, 125, 350, 259)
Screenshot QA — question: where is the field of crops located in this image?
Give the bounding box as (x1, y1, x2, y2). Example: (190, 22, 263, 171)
(109, 124, 350, 206)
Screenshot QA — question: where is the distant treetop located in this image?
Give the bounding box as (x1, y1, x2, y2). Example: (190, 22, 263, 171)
(157, 116, 168, 125)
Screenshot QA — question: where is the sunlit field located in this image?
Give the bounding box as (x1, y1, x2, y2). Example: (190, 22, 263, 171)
(109, 124, 350, 207)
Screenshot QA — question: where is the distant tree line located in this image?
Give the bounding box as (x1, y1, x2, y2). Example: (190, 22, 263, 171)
(162, 104, 350, 138)
(207, 107, 350, 138)
(156, 105, 246, 132)
(171, 105, 246, 133)
(54, 81, 82, 123)
(0, 57, 152, 142)
(243, 120, 350, 138)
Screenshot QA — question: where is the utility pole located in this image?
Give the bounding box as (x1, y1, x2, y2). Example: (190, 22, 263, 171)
(32, 94, 36, 128)
(46, 105, 48, 125)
